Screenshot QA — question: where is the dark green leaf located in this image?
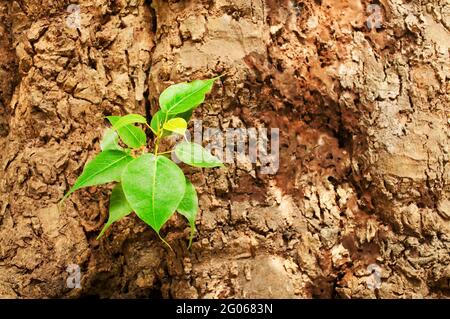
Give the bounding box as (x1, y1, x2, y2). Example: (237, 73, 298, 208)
(65, 150, 133, 198)
(178, 109, 193, 123)
(97, 183, 133, 239)
(150, 110, 166, 133)
(174, 142, 224, 168)
(177, 179, 198, 248)
(159, 77, 218, 115)
(107, 116, 146, 149)
(122, 154, 186, 233)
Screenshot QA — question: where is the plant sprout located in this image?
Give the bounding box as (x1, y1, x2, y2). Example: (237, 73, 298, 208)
(62, 77, 223, 249)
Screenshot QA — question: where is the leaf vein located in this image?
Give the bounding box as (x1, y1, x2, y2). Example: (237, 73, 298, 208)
(166, 81, 211, 113)
(76, 154, 129, 186)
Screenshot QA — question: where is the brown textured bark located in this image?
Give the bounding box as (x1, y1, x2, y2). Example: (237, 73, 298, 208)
(0, 0, 448, 298)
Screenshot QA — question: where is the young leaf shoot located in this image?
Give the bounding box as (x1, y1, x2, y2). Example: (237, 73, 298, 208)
(63, 77, 223, 249)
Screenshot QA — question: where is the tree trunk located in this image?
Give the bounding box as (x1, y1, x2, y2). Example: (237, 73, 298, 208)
(0, 0, 448, 298)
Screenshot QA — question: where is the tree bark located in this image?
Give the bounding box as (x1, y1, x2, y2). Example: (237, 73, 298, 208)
(0, 0, 448, 298)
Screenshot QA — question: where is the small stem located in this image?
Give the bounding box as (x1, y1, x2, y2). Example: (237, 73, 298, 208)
(188, 227, 195, 249)
(146, 123, 157, 135)
(157, 150, 173, 155)
(157, 233, 174, 253)
(153, 130, 161, 156)
(152, 112, 170, 156)
(154, 138, 159, 156)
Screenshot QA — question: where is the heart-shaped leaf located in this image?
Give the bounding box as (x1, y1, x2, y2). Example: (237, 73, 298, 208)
(122, 154, 186, 233)
(163, 118, 187, 135)
(174, 142, 224, 168)
(65, 150, 133, 198)
(107, 116, 146, 149)
(177, 179, 198, 248)
(100, 128, 123, 151)
(97, 183, 133, 239)
(159, 77, 218, 115)
(110, 114, 147, 130)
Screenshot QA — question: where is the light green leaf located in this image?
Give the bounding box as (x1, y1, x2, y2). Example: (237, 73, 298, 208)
(107, 116, 146, 149)
(97, 183, 133, 239)
(163, 118, 187, 135)
(159, 77, 218, 115)
(174, 142, 224, 168)
(177, 179, 198, 248)
(65, 150, 133, 198)
(100, 128, 123, 151)
(111, 114, 147, 130)
(121, 154, 186, 233)
(151, 110, 193, 137)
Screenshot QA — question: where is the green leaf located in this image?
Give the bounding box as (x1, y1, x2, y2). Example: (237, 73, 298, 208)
(174, 142, 224, 168)
(177, 179, 198, 248)
(121, 154, 186, 233)
(151, 110, 193, 137)
(107, 116, 146, 149)
(159, 77, 218, 115)
(65, 150, 133, 198)
(97, 183, 133, 239)
(163, 118, 187, 135)
(150, 110, 166, 133)
(100, 128, 123, 151)
(111, 114, 147, 130)
(178, 110, 194, 123)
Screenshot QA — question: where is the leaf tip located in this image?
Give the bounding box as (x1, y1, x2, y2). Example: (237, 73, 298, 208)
(157, 232, 174, 253)
(212, 74, 225, 81)
(97, 223, 111, 240)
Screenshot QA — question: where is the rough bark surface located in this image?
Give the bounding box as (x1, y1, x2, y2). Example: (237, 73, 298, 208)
(0, 0, 448, 298)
